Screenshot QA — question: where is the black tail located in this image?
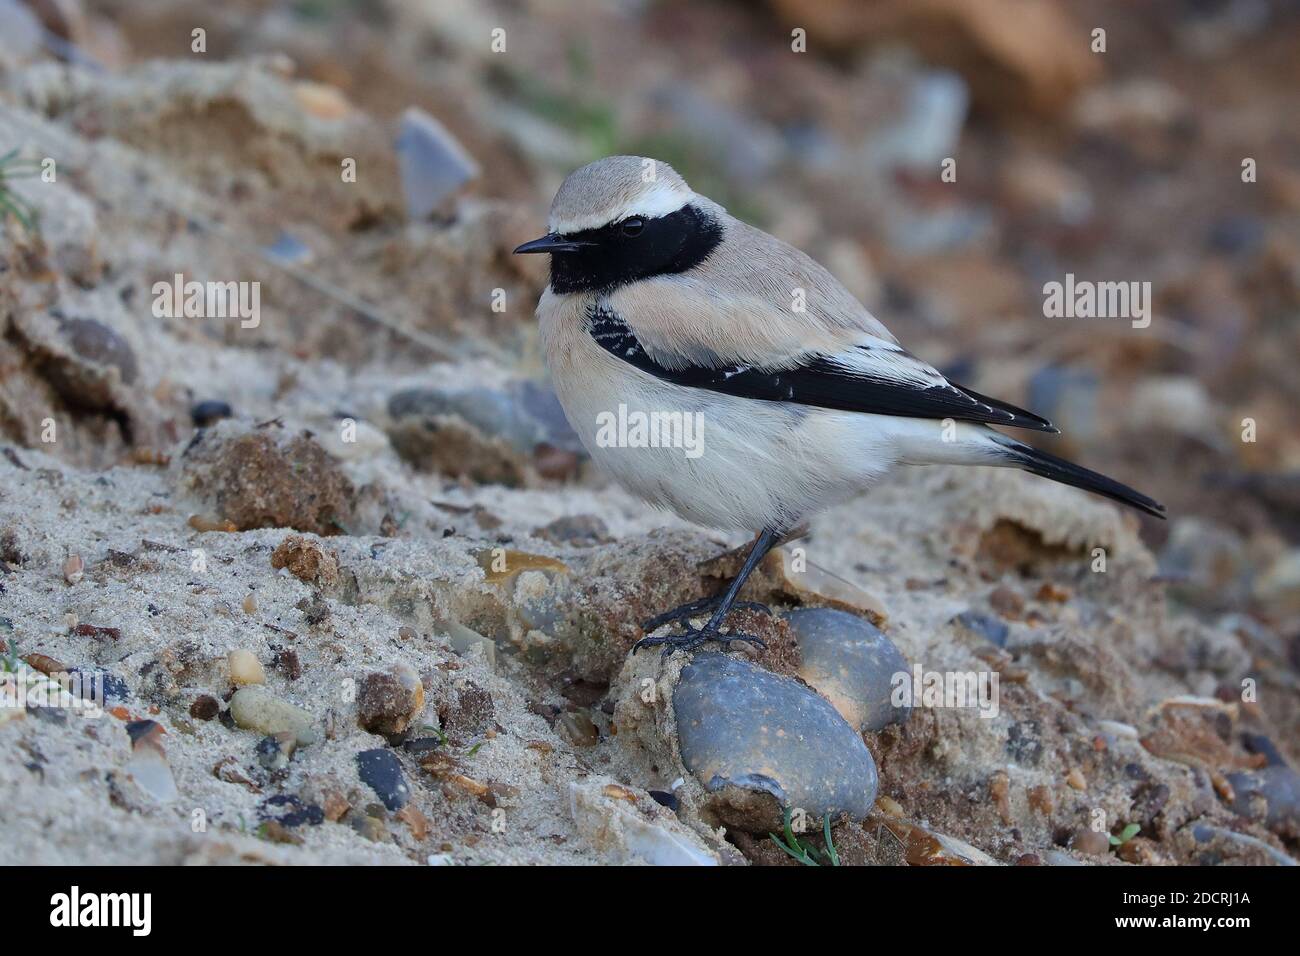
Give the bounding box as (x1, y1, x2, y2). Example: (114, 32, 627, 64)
(995, 437, 1166, 519)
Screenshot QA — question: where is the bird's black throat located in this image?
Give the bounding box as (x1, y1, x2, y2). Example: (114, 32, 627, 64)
(548, 203, 723, 294)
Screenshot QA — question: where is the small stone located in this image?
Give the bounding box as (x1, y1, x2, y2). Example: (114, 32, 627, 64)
(357, 665, 425, 736)
(242, 593, 258, 615)
(322, 790, 350, 822)
(190, 400, 233, 428)
(532, 514, 612, 547)
(398, 625, 418, 642)
(270, 534, 341, 588)
(988, 586, 1025, 620)
(569, 780, 719, 865)
(260, 793, 323, 828)
(357, 748, 410, 811)
(229, 686, 319, 745)
(256, 731, 297, 771)
(228, 649, 266, 687)
(397, 804, 430, 840)
(190, 694, 221, 720)
(1070, 828, 1111, 856)
(557, 711, 599, 748)
(347, 810, 388, 842)
(953, 610, 1009, 647)
(395, 106, 480, 220)
(125, 720, 178, 803)
(271, 647, 302, 681)
(62, 554, 84, 585)
(783, 607, 910, 732)
(1225, 765, 1300, 837)
(673, 653, 879, 832)
(1066, 768, 1087, 790)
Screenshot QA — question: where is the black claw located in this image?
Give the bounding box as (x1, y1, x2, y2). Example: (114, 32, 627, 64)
(641, 597, 771, 632)
(632, 625, 767, 658)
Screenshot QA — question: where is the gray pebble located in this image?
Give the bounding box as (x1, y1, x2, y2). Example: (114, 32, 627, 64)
(673, 653, 878, 832)
(784, 607, 910, 732)
(356, 748, 410, 811)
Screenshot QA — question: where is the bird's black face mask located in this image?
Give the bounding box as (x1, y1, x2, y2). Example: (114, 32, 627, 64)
(513, 203, 723, 294)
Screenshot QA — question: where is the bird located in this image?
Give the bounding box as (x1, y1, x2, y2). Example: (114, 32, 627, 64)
(515, 156, 1165, 655)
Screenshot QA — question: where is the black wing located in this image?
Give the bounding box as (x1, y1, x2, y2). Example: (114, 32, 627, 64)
(588, 305, 1057, 433)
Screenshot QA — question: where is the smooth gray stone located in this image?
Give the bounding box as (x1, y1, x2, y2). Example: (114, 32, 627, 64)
(395, 107, 479, 220)
(784, 607, 910, 732)
(674, 653, 878, 832)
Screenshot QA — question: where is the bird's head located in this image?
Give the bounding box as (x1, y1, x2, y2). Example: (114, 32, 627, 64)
(513, 156, 723, 294)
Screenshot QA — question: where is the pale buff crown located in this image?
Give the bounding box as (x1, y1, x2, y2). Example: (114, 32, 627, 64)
(547, 156, 696, 235)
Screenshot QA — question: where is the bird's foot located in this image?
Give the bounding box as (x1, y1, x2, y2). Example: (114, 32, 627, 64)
(641, 596, 770, 633)
(633, 624, 766, 659)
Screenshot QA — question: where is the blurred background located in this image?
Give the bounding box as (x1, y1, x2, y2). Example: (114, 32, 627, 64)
(3, 0, 1299, 637)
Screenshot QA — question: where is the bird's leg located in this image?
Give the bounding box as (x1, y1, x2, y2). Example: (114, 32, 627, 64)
(641, 595, 770, 633)
(634, 528, 779, 656)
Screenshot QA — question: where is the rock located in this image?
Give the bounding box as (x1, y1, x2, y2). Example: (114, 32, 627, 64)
(179, 421, 355, 535)
(768, 0, 1099, 116)
(1255, 549, 1300, 616)
(557, 710, 599, 748)
(672, 653, 879, 832)
(882, 818, 1000, 865)
(270, 534, 342, 589)
(44, 316, 139, 402)
(1027, 366, 1099, 447)
(256, 732, 296, 771)
(864, 69, 968, 174)
(259, 793, 324, 828)
(442, 621, 496, 671)
(569, 780, 721, 865)
(1226, 765, 1300, 838)
(395, 107, 480, 220)
(783, 607, 910, 732)
(262, 231, 314, 266)
(125, 720, 178, 803)
(228, 686, 319, 745)
(190, 400, 233, 427)
(356, 748, 410, 811)
(357, 665, 425, 736)
(227, 649, 266, 687)
(1190, 824, 1297, 867)
(0, 0, 45, 67)
(532, 514, 612, 547)
(190, 694, 220, 720)
(385, 381, 584, 483)
(62, 554, 84, 584)
(1070, 828, 1111, 857)
(952, 610, 1009, 647)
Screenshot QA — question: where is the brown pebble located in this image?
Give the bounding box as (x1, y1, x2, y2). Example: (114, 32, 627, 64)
(875, 795, 905, 817)
(1035, 581, 1072, 603)
(190, 695, 221, 720)
(23, 653, 67, 676)
(1066, 768, 1087, 790)
(72, 623, 120, 641)
(272, 647, 302, 681)
(396, 805, 430, 841)
(1071, 828, 1111, 856)
(259, 820, 303, 845)
(1016, 853, 1042, 865)
(988, 585, 1024, 620)
(1027, 785, 1054, 816)
(322, 790, 350, 822)
(989, 771, 1012, 824)
(62, 554, 84, 585)
(188, 514, 238, 533)
(242, 593, 258, 615)
(357, 665, 425, 736)
(398, 625, 417, 641)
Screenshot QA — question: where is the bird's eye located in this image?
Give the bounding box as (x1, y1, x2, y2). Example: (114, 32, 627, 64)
(621, 217, 645, 237)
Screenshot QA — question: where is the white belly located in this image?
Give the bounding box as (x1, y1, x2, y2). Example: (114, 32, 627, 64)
(541, 296, 899, 530)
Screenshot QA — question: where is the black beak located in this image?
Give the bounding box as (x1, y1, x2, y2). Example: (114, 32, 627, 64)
(513, 233, 591, 255)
